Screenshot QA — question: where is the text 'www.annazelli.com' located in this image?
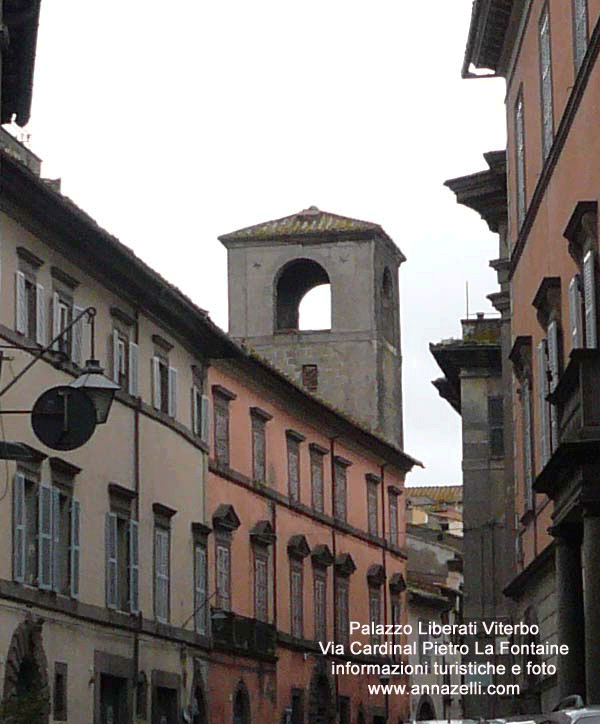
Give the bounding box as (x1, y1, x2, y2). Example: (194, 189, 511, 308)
(367, 683, 520, 697)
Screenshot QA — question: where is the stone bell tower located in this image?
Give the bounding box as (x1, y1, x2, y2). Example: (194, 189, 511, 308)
(219, 206, 406, 449)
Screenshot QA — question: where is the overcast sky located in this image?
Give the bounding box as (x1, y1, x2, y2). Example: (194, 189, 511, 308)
(24, 0, 506, 486)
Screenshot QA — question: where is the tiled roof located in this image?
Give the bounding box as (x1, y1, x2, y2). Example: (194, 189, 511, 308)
(219, 206, 395, 245)
(407, 485, 463, 503)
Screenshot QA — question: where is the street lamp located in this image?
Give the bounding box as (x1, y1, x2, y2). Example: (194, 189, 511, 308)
(69, 359, 120, 424)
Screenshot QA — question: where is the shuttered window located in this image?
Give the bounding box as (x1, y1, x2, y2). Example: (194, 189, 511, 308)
(334, 461, 347, 522)
(388, 491, 399, 546)
(311, 449, 325, 513)
(334, 576, 349, 648)
(537, 340, 551, 467)
(154, 526, 170, 623)
(287, 436, 300, 502)
(573, 0, 589, 72)
(255, 553, 268, 622)
(152, 356, 178, 417)
(569, 274, 584, 349)
(515, 91, 526, 229)
(106, 512, 118, 608)
(366, 478, 378, 535)
(15, 271, 45, 344)
(252, 416, 266, 484)
(194, 544, 207, 634)
(216, 542, 231, 611)
(13, 474, 26, 583)
(522, 378, 534, 509)
(214, 397, 230, 466)
(314, 570, 327, 642)
(539, 4, 554, 161)
(38, 484, 53, 590)
(290, 561, 303, 638)
(369, 588, 382, 646)
(583, 249, 598, 348)
(129, 520, 139, 614)
(72, 305, 84, 367)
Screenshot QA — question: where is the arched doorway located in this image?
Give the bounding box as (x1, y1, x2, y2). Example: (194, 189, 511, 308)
(416, 695, 436, 721)
(233, 680, 250, 724)
(308, 660, 334, 724)
(274, 259, 331, 332)
(1, 618, 50, 724)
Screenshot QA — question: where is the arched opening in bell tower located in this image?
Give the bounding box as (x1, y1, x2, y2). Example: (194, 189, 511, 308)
(275, 259, 331, 332)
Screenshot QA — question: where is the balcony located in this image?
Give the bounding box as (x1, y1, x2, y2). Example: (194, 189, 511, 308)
(535, 349, 600, 498)
(211, 609, 277, 660)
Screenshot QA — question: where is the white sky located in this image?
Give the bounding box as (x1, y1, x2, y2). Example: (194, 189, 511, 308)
(25, 0, 506, 486)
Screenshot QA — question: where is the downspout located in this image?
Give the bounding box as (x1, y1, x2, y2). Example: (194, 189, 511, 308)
(132, 310, 141, 719)
(380, 464, 388, 638)
(329, 437, 338, 710)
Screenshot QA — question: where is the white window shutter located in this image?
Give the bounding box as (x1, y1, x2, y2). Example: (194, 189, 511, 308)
(537, 340, 550, 467)
(168, 367, 178, 418)
(15, 271, 26, 334)
(35, 284, 46, 345)
(129, 342, 139, 397)
(106, 512, 118, 608)
(112, 330, 120, 383)
(38, 483, 53, 590)
(154, 527, 169, 622)
(584, 250, 598, 348)
(152, 356, 161, 409)
(52, 487, 61, 592)
(200, 395, 210, 445)
(569, 275, 583, 349)
(194, 545, 207, 634)
(52, 292, 60, 350)
(70, 499, 80, 598)
(13, 473, 26, 583)
(72, 305, 84, 366)
(129, 519, 139, 614)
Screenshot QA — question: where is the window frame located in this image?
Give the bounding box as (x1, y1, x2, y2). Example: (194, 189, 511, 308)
(538, 2, 554, 161)
(290, 558, 304, 638)
(514, 88, 526, 231)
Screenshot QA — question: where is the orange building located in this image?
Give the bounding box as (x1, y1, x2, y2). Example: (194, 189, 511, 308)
(443, 0, 600, 712)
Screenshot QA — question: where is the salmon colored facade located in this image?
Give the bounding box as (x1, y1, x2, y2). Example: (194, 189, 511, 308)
(447, 0, 600, 711)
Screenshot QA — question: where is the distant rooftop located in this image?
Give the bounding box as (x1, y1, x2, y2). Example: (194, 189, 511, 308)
(219, 206, 404, 259)
(407, 485, 463, 504)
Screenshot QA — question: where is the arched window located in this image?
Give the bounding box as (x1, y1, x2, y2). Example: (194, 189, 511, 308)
(275, 259, 330, 332)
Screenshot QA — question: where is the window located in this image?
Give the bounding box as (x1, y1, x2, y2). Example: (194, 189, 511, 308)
(539, 3, 554, 161)
(13, 467, 80, 597)
(569, 274, 585, 349)
(216, 540, 231, 611)
(334, 576, 349, 648)
(152, 354, 177, 417)
(112, 329, 139, 396)
(583, 249, 598, 348)
(366, 475, 379, 535)
(537, 339, 552, 468)
(310, 444, 326, 513)
(53, 662, 67, 721)
(522, 377, 535, 510)
(251, 408, 272, 484)
(153, 524, 170, 623)
(488, 396, 505, 458)
(15, 272, 45, 344)
(333, 458, 349, 522)
(573, 0, 588, 73)
(302, 364, 319, 392)
(290, 559, 303, 638)
(390, 593, 402, 658)
(419, 619, 432, 671)
(106, 487, 139, 613)
(515, 90, 526, 230)
(287, 431, 304, 502)
(192, 384, 211, 444)
(314, 569, 327, 642)
(388, 489, 399, 546)
(213, 386, 236, 466)
(194, 542, 208, 635)
(52, 292, 84, 363)
(369, 587, 381, 646)
(254, 551, 269, 622)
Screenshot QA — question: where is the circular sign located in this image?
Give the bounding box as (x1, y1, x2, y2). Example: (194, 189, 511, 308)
(31, 385, 97, 451)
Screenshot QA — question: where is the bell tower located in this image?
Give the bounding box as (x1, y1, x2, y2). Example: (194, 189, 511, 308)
(219, 206, 406, 448)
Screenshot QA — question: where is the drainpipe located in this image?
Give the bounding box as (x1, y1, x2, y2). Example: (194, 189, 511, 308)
(132, 310, 141, 719)
(329, 436, 339, 713)
(380, 464, 389, 638)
